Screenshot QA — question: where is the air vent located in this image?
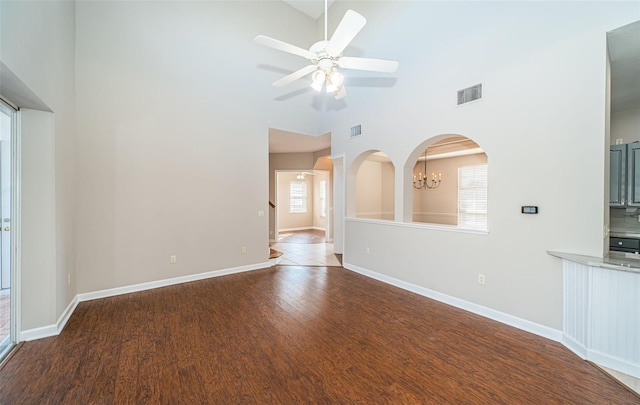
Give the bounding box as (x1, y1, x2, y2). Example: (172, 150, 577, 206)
(457, 84, 482, 105)
(350, 124, 362, 138)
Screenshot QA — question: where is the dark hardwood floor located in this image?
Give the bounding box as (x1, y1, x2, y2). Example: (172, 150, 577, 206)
(0, 265, 637, 404)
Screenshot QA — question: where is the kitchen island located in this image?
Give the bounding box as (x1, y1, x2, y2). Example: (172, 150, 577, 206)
(548, 251, 639, 380)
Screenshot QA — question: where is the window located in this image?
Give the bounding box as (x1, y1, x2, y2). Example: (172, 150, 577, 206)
(290, 181, 307, 213)
(319, 180, 327, 218)
(458, 164, 488, 229)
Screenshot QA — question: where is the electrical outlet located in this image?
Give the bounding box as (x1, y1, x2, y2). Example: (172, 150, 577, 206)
(241, 247, 247, 254)
(258, 210, 265, 217)
(170, 255, 177, 264)
(366, 247, 371, 254)
(478, 274, 486, 285)
(616, 138, 623, 145)
(67, 273, 71, 285)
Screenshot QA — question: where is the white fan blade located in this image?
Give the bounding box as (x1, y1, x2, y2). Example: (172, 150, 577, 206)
(338, 57, 399, 73)
(255, 35, 317, 60)
(325, 10, 367, 57)
(273, 65, 318, 87)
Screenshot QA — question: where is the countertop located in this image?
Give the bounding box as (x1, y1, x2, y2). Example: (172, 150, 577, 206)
(610, 231, 640, 238)
(548, 250, 640, 274)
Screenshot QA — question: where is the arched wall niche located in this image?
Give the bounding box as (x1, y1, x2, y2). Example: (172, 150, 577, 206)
(403, 135, 488, 228)
(347, 150, 395, 221)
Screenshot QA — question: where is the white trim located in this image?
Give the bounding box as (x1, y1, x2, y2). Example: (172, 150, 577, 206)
(20, 262, 270, 340)
(587, 349, 640, 379)
(343, 262, 562, 343)
(565, 327, 640, 378)
(279, 226, 325, 232)
(56, 295, 79, 333)
(19, 324, 57, 341)
(354, 211, 395, 220)
(11, 108, 21, 344)
(413, 211, 457, 218)
(77, 262, 270, 302)
(20, 294, 80, 341)
(278, 226, 316, 232)
(346, 217, 490, 235)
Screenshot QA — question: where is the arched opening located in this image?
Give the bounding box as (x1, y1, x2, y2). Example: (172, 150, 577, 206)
(349, 151, 395, 221)
(410, 136, 488, 229)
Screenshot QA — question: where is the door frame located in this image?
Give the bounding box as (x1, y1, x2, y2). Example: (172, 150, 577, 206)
(0, 96, 20, 358)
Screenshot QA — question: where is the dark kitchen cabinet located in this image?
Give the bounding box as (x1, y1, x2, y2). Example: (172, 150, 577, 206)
(627, 143, 640, 207)
(610, 143, 640, 207)
(610, 144, 626, 207)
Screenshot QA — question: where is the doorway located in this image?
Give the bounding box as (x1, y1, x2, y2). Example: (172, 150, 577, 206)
(272, 169, 340, 266)
(0, 99, 15, 359)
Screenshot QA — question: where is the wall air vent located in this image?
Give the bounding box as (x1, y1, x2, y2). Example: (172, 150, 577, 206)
(350, 124, 362, 138)
(457, 84, 482, 105)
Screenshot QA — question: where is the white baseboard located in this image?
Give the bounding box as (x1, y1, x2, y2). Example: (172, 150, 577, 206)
(587, 349, 640, 379)
(57, 295, 79, 333)
(20, 324, 57, 341)
(343, 262, 563, 343)
(564, 334, 640, 379)
(78, 262, 270, 302)
(278, 227, 315, 232)
(20, 262, 270, 341)
(20, 294, 79, 341)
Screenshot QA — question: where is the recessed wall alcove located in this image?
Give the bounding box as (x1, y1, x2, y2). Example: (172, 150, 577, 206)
(347, 150, 395, 221)
(405, 135, 488, 229)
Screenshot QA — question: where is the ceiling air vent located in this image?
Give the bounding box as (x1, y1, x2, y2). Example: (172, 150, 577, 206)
(350, 124, 362, 138)
(457, 84, 482, 105)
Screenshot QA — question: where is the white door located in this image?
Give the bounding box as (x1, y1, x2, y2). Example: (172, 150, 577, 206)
(0, 139, 10, 289)
(0, 99, 15, 358)
(0, 109, 11, 290)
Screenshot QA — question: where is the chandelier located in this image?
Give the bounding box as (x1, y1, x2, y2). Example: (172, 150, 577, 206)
(413, 150, 441, 190)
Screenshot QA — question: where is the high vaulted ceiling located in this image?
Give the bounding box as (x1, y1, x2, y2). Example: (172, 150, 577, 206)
(282, 0, 335, 20)
(269, 128, 331, 153)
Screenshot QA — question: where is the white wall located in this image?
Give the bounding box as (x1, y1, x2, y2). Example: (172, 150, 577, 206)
(0, 1, 76, 332)
(611, 108, 640, 144)
(322, 1, 639, 330)
(74, 1, 318, 293)
(20, 110, 56, 330)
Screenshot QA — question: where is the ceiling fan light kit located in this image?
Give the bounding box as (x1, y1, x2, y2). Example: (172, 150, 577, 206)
(255, 2, 399, 100)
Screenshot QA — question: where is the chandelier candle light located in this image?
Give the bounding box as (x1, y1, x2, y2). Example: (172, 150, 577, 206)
(413, 150, 442, 190)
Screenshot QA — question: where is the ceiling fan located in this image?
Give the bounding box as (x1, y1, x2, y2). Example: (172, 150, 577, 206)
(255, 1, 399, 100)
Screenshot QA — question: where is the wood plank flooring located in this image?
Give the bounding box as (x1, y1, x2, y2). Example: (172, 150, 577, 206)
(0, 265, 638, 404)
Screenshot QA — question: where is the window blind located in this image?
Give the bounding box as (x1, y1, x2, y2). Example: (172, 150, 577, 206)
(458, 164, 488, 229)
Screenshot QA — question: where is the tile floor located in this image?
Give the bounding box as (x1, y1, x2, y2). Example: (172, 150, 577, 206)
(271, 241, 341, 266)
(271, 229, 341, 267)
(602, 366, 640, 395)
